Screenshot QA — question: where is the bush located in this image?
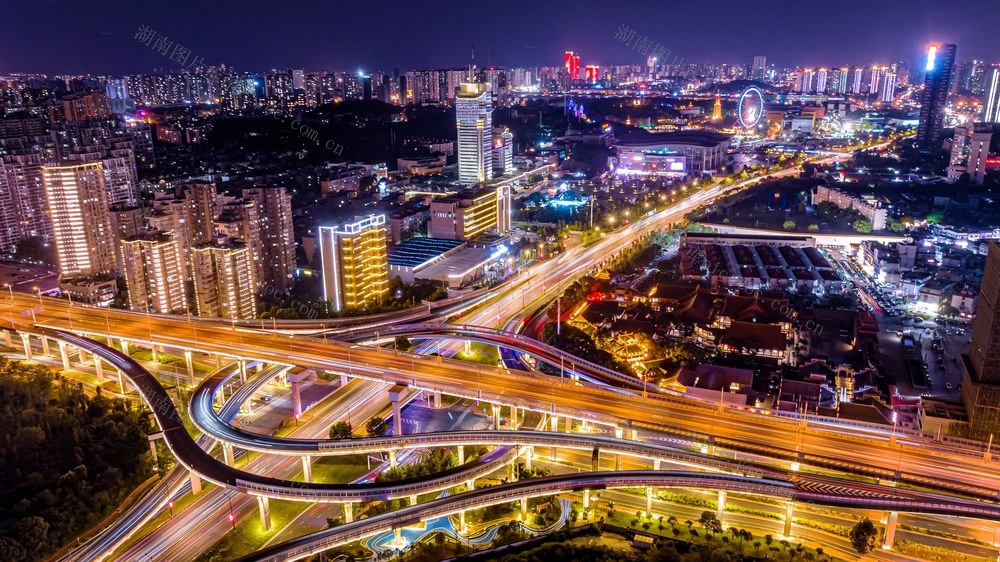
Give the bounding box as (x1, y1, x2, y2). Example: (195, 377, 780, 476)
(850, 518, 880, 554)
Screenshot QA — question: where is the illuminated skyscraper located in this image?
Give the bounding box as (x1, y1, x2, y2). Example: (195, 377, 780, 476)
(191, 241, 258, 319)
(712, 94, 722, 120)
(835, 68, 849, 94)
(851, 67, 864, 94)
(816, 68, 828, 93)
(42, 162, 117, 278)
(797, 69, 814, 93)
(584, 65, 601, 83)
(564, 51, 580, 81)
(456, 82, 493, 184)
(916, 43, 957, 148)
(318, 214, 389, 312)
(881, 70, 897, 103)
(120, 231, 187, 314)
(984, 66, 1000, 123)
(869, 66, 886, 95)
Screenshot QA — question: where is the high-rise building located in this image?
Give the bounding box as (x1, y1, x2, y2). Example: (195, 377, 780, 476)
(215, 198, 263, 285)
(584, 65, 600, 83)
(242, 186, 296, 292)
(0, 153, 50, 248)
(851, 67, 864, 94)
(869, 66, 886, 95)
(42, 162, 117, 278)
(983, 66, 1000, 124)
(427, 186, 511, 241)
(916, 43, 957, 148)
(796, 69, 815, 93)
(751, 56, 767, 82)
(835, 68, 849, 94)
(949, 125, 993, 185)
(184, 181, 217, 245)
(456, 82, 493, 184)
(491, 127, 514, 176)
(564, 51, 580, 81)
(962, 241, 1000, 438)
(120, 231, 187, 314)
(191, 241, 258, 319)
(815, 68, 828, 93)
(881, 70, 897, 103)
(318, 214, 389, 312)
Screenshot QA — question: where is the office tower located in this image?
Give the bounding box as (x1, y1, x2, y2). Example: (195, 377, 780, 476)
(184, 181, 217, 245)
(752, 56, 767, 82)
(120, 231, 187, 314)
(984, 67, 1000, 123)
(881, 70, 897, 103)
(916, 43, 957, 148)
(491, 127, 514, 176)
(456, 82, 493, 184)
(585, 65, 601, 83)
(963, 242, 1000, 437)
(191, 241, 257, 319)
(243, 186, 296, 292)
(427, 186, 511, 241)
(816, 68, 828, 93)
(851, 67, 864, 94)
(42, 162, 117, 278)
(318, 214, 389, 312)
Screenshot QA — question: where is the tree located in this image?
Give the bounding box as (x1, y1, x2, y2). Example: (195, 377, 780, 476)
(329, 421, 353, 439)
(852, 218, 873, 233)
(849, 518, 880, 554)
(366, 416, 389, 437)
(807, 224, 819, 232)
(783, 220, 796, 231)
(394, 336, 412, 351)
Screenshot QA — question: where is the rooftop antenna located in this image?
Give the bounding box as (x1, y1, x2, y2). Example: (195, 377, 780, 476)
(469, 46, 475, 81)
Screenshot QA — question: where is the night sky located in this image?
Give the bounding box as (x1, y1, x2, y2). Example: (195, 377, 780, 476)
(1, 0, 998, 75)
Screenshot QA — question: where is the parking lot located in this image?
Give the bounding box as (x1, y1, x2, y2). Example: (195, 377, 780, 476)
(878, 314, 970, 399)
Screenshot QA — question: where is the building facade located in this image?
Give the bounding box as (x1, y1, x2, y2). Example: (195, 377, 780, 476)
(191, 242, 258, 319)
(318, 214, 389, 312)
(456, 82, 493, 184)
(916, 43, 957, 148)
(427, 186, 511, 241)
(42, 162, 118, 278)
(120, 232, 187, 314)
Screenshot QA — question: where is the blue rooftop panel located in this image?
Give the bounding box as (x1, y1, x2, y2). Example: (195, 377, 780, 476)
(388, 238, 464, 268)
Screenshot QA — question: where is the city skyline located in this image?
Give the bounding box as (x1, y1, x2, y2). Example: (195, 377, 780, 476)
(1, 0, 998, 75)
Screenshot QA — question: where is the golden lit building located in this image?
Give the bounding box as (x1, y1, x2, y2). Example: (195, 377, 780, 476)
(120, 231, 187, 314)
(191, 241, 257, 319)
(42, 162, 118, 278)
(318, 214, 389, 312)
(427, 186, 511, 241)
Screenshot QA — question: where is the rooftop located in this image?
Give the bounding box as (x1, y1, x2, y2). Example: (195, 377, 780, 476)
(388, 238, 465, 268)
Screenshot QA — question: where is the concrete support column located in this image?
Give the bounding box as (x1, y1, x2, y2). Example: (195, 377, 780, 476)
(653, 459, 661, 471)
(466, 479, 474, 492)
(783, 501, 794, 537)
(3, 330, 11, 348)
(20, 333, 32, 362)
(148, 439, 158, 462)
(433, 391, 442, 409)
(583, 489, 590, 508)
(458, 445, 465, 465)
(509, 459, 518, 482)
(94, 357, 104, 383)
(291, 380, 302, 419)
(343, 502, 354, 523)
(120, 340, 129, 356)
(389, 386, 405, 436)
(257, 495, 272, 531)
(78, 348, 86, 364)
(184, 350, 195, 386)
(525, 447, 533, 472)
(565, 416, 572, 433)
(58, 341, 70, 370)
(302, 455, 313, 483)
(459, 510, 466, 533)
(394, 527, 402, 543)
(389, 449, 397, 468)
(340, 374, 348, 387)
(592, 447, 600, 471)
(549, 415, 558, 432)
(150, 344, 158, 363)
(717, 491, 726, 523)
(222, 443, 235, 466)
(117, 369, 127, 394)
(190, 472, 202, 495)
(492, 404, 501, 430)
(615, 453, 621, 471)
(409, 495, 417, 506)
(215, 354, 221, 368)
(215, 385, 225, 408)
(520, 497, 528, 521)
(883, 511, 899, 549)
(238, 360, 247, 384)
(646, 487, 653, 518)
(40, 335, 49, 356)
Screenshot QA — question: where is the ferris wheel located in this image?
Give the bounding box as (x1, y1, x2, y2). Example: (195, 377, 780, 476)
(738, 86, 765, 129)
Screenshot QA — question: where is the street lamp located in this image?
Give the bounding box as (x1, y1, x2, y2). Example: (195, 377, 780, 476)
(32, 286, 41, 304)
